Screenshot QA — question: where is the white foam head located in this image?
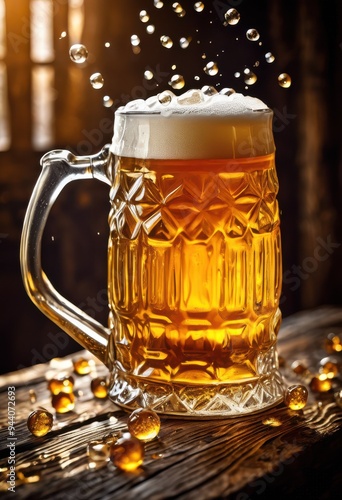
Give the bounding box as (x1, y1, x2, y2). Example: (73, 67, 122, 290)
(111, 89, 275, 159)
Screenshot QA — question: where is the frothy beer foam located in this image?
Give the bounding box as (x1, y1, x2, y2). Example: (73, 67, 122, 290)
(111, 89, 275, 159)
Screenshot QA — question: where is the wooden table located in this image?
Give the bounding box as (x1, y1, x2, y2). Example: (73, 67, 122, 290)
(1, 306, 342, 499)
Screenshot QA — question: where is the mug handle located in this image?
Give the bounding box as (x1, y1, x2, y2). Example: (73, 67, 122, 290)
(20, 145, 113, 369)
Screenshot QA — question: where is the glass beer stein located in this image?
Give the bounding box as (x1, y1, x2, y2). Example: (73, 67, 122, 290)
(21, 89, 284, 417)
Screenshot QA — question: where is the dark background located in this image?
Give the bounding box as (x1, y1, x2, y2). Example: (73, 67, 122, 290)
(1, 0, 341, 374)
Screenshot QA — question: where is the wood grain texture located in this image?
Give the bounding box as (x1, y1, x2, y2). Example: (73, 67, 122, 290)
(1, 306, 342, 499)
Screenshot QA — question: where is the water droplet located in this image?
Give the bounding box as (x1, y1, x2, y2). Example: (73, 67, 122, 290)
(158, 90, 174, 105)
(265, 52, 275, 63)
(179, 37, 191, 49)
(69, 44, 88, 64)
(169, 74, 185, 90)
(278, 72, 292, 88)
(244, 68, 257, 85)
(131, 34, 140, 47)
(224, 8, 240, 25)
(160, 35, 173, 48)
(234, 72, 240, 78)
(144, 70, 154, 80)
(103, 96, 114, 108)
(90, 72, 104, 89)
(220, 88, 236, 96)
(204, 61, 219, 76)
(146, 24, 155, 34)
(194, 2, 204, 12)
(246, 29, 260, 42)
(139, 10, 149, 23)
(201, 85, 218, 96)
(154, 0, 164, 8)
(59, 31, 67, 39)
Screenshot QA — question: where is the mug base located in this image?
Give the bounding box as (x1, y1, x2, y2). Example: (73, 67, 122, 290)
(108, 348, 285, 418)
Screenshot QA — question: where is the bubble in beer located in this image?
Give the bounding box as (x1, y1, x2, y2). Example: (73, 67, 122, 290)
(224, 8, 240, 25)
(160, 35, 173, 48)
(90, 72, 104, 89)
(103, 95, 114, 108)
(179, 37, 191, 49)
(246, 29, 260, 42)
(243, 68, 257, 85)
(201, 85, 218, 96)
(169, 74, 185, 89)
(234, 72, 240, 78)
(158, 90, 174, 105)
(146, 24, 155, 34)
(278, 73, 292, 88)
(154, 0, 164, 7)
(194, 2, 205, 12)
(105, 42, 111, 48)
(131, 34, 140, 47)
(69, 44, 88, 64)
(204, 61, 219, 76)
(144, 70, 154, 80)
(265, 52, 275, 63)
(139, 10, 149, 22)
(220, 88, 236, 96)
(172, 2, 182, 13)
(59, 31, 67, 39)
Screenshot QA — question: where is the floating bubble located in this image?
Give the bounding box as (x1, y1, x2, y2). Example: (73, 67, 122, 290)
(69, 44, 88, 64)
(224, 8, 240, 25)
(254, 61, 260, 67)
(59, 31, 67, 39)
(234, 72, 240, 78)
(172, 2, 183, 13)
(139, 10, 149, 22)
(246, 29, 260, 41)
(105, 42, 111, 48)
(201, 85, 218, 96)
(154, 0, 164, 8)
(201, 53, 206, 59)
(160, 35, 173, 48)
(146, 24, 155, 34)
(169, 74, 185, 90)
(90, 72, 104, 89)
(244, 68, 257, 85)
(204, 61, 219, 76)
(194, 75, 200, 81)
(131, 34, 140, 47)
(171, 64, 177, 70)
(179, 37, 191, 49)
(265, 52, 275, 63)
(220, 88, 236, 96)
(144, 70, 154, 80)
(103, 96, 114, 108)
(278, 73, 292, 88)
(158, 90, 174, 105)
(194, 2, 204, 12)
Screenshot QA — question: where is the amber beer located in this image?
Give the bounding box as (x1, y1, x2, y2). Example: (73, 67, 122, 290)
(108, 90, 282, 396)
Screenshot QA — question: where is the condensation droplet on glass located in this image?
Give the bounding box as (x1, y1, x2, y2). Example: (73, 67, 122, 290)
(278, 73, 292, 88)
(224, 8, 240, 25)
(90, 72, 104, 89)
(234, 72, 240, 78)
(154, 0, 164, 8)
(158, 90, 174, 105)
(160, 35, 173, 48)
(146, 25, 155, 34)
(103, 96, 114, 108)
(246, 29, 260, 42)
(202, 85, 218, 96)
(144, 70, 154, 81)
(244, 68, 257, 85)
(131, 34, 140, 47)
(169, 74, 185, 90)
(69, 44, 88, 64)
(59, 31, 67, 39)
(139, 10, 149, 23)
(204, 61, 219, 76)
(179, 37, 191, 49)
(194, 2, 204, 12)
(265, 52, 275, 63)
(220, 88, 235, 96)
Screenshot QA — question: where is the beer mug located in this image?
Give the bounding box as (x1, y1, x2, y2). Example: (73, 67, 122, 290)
(21, 89, 284, 417)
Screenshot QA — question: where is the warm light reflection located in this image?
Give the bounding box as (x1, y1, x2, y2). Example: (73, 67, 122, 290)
(0, 62, 11, 151)
(32, 66, 55, 150)
(0, 0, 6, 59)
(30, 0, 55, 63)
(68, 0, 85, 45)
